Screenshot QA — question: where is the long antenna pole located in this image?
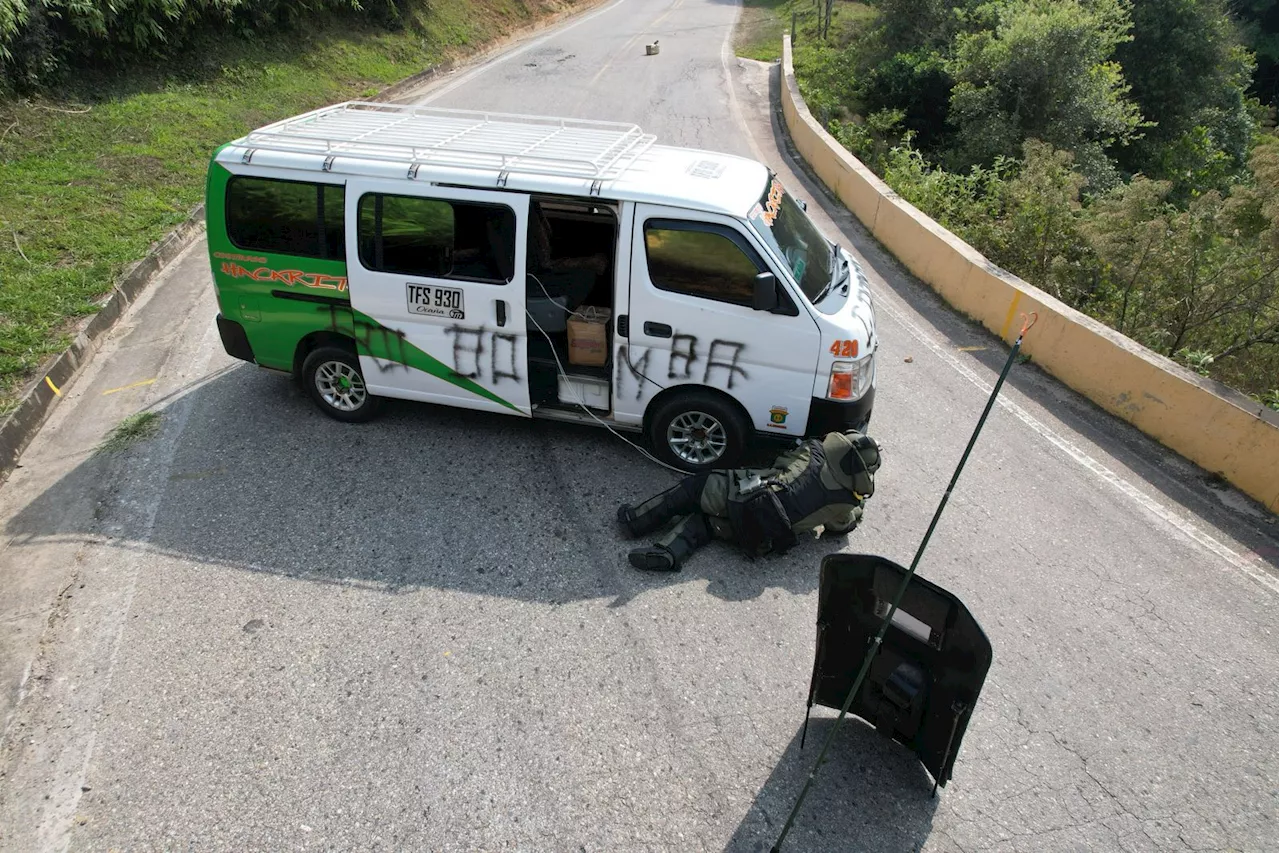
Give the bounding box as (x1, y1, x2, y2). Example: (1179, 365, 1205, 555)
(770, 314, 1037, 853)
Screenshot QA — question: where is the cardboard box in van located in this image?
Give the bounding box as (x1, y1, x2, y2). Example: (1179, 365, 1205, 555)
(567, 306, 611, 367)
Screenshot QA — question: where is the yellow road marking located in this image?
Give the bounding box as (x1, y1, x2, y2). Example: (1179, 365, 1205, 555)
(587, 35, 641, 87)
(584, 0, 684, 90)
(102, 378, 157, 396)
(999, 292, 1023, 341)
(44, 377, 61, 397)
(957, 346, 987, 352)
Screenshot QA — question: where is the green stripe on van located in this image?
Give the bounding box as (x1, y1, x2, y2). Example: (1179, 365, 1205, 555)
(346, 308, 521, 413)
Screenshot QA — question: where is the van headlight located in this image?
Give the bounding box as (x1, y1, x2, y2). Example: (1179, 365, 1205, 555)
(827, 353, 875, 401)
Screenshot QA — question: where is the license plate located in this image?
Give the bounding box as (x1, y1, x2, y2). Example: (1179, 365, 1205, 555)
(406, 283, 465, 320)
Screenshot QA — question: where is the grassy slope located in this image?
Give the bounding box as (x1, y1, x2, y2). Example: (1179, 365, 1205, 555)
(734, 0, 870, 63)
(0, 0, 583, 414)
(734, 0, 791, 62)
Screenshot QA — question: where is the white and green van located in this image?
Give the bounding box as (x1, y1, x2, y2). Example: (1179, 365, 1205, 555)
(207, 102, 877, 471)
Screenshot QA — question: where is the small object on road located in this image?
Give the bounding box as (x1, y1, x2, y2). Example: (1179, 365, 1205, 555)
(770, 313, 1037, 853)
(904, 355, 914, 363)
(646, 40, 660, 55)
(617, 429, 881, 571)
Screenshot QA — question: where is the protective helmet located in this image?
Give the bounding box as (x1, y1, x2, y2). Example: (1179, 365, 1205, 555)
(839, 431, 882, 499)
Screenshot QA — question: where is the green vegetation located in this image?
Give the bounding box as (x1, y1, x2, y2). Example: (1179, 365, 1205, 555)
(98, 410, 162, 453)
(782, 0, 1278, 403)
(736, 0, 795, 62)
(0, 0, 580, 414)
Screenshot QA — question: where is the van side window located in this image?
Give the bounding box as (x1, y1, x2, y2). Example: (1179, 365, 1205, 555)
(226, 177, 345, 260)
(643, 220, 764, 307)
(358, 193, 516, 284)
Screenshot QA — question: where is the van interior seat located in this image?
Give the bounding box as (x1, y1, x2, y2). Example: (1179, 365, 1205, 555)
(525, 204, 610, 321)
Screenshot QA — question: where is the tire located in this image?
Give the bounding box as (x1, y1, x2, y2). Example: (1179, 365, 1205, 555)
(301, 346, 382, 423)
(647, 391, 750, 473)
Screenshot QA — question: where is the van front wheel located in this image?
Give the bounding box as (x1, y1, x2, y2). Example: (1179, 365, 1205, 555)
(647, 392, 749, 473)
(302, 346, 382, 423)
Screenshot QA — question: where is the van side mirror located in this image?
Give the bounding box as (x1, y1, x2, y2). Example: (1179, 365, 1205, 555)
(798, 199, 808, 211)
(753, 272, 779, 312)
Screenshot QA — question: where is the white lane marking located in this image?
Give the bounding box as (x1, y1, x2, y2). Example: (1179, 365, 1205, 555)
(878, 297, 1278, 593)
(0, 659, 33, 743)
(415, 0, 631, 105)
(718, 0, 766, 163)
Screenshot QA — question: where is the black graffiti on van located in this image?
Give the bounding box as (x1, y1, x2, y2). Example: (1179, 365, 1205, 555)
(445, 324, 521, 385)
(616, 334, 747, 400)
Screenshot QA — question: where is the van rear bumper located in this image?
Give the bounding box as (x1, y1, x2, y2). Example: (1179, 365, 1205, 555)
(806, 390, 875, 436)
(216, 314, 256, 364)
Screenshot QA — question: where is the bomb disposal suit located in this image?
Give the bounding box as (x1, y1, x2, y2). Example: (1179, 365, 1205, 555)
(618, 430, 882, 571)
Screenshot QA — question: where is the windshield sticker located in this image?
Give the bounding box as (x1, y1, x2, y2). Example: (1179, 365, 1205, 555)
(762, 179, 785, 226)
(792, 257, 807, 281)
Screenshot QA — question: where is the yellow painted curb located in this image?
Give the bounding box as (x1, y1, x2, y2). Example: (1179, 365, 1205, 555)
(780, 36, 1278, 512)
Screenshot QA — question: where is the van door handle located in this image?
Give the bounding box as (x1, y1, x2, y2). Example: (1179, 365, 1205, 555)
(496, 300, 507, 327)
(643, 321, 672, 338)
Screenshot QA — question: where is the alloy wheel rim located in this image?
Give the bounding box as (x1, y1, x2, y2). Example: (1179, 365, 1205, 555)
(667, 411, 727, 465)
(315, 361, 367, 412)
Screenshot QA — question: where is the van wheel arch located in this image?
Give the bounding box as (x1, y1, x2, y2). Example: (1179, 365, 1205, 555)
(294, 332, 359, 381)
(643, 386, 754, 472)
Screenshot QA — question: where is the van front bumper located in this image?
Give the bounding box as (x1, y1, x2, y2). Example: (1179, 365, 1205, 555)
(216, 314, 256, 364)
(806, 390, 875, 436)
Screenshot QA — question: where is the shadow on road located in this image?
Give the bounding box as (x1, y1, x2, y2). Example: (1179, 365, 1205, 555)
(725, 716, 939, 853)
(5, 363, 851, 606)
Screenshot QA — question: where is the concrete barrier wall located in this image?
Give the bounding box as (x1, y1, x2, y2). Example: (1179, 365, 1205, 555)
(781, 36, 1279, 512)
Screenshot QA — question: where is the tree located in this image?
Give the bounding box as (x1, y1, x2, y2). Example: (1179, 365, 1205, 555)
(2, 0, 367, 89)
(855, 0, 986, 153)
(1115, 0, 1260, 194)
(988, 141, 1091, 302)
(1080, 145, 1279, 394)
(1228, 0, 1278, 106)
(945, 0, 1142, 189)
(866, 0, 978, 57)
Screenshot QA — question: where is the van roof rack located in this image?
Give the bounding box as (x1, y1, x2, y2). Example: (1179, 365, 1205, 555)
(239, 102, 658, 182)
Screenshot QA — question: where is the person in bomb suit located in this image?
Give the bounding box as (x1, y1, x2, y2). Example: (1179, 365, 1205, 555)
(617, 430, 882, 571)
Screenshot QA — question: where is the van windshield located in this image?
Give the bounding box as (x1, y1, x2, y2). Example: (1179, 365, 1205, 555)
(747, 177, 833, 302)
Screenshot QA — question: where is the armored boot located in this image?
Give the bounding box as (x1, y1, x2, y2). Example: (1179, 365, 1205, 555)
(628, 513, 713, 572)
(617, 473, 709, 539)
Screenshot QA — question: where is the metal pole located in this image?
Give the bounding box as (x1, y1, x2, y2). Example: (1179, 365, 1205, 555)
(770, 315, 1037, 853)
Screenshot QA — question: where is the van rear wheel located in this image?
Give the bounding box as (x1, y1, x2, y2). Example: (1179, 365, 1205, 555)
(648, 392, 749, 473)
(302, 346, 381, 423)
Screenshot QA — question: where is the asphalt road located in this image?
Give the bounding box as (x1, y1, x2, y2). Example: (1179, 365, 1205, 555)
(1, 0, 1277, 850)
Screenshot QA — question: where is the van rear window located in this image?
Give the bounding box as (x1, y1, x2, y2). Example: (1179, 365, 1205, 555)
(226, 177, 345, 260)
